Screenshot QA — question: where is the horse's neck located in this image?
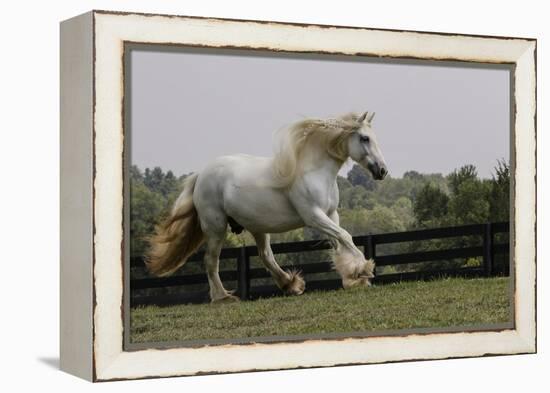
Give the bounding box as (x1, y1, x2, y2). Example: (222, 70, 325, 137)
(299, 141, 345, 182)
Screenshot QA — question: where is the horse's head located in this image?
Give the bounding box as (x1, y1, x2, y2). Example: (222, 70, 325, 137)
(347, 111, 388, 180)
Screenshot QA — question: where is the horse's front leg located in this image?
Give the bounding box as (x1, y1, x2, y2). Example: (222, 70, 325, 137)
(253, 233, 305, 295)
(304, 208, 375, 288)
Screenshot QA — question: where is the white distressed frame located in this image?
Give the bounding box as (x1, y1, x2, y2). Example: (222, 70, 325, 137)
(61, 10, 536, 382)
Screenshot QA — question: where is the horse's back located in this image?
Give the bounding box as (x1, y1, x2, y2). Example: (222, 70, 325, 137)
(197, 154, 275, 189)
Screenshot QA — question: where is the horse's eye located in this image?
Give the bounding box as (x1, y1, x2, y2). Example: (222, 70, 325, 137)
(360, 135, 370, 143)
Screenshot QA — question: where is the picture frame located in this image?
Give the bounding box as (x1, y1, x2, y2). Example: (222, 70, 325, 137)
(60, 10, 536, 382)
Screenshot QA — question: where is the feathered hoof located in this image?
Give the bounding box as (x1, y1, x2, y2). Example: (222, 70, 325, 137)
(342, 276, 372, 289)
(211, 292, 240, 304)
(282, 269, 306, 295)
(340, 258, 375, 289)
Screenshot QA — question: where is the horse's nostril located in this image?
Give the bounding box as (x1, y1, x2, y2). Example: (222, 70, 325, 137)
(380, 167, 387, 177)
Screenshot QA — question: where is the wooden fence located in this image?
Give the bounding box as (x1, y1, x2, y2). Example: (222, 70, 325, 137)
(130, 221, 510, 306)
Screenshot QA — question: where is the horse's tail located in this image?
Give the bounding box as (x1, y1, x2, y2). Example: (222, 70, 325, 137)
(145, 173, 205, 277)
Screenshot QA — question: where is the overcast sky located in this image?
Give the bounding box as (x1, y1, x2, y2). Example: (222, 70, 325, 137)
(128, 46, 510, 179)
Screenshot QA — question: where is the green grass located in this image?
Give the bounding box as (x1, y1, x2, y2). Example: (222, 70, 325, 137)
(130, 277, 511, 344)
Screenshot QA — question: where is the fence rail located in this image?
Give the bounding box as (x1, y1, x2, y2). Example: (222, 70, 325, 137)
(130, 222, 510, 306)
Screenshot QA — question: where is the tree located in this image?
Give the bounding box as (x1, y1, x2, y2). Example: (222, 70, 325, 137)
(143, 167, 164, 191)
(339, 206, 405, 236)
(391, 196, 415, 229)
(403, 170, 422, 181)
(130, 180, 165, 255)
(339, 185, 374, 210)
(488, 160, 510, 272)
(347, 164, 377, 191)
(129, 166, 187, 256)
(447, 164, 478, 194)
(488, 159, 510, 222)
(159, 170, 178, 198)
(336, 176, 352, 192)
(143, 167, 181, 198)
(129, 165, 143, 182)
(447, 179, 490, 226)
(445, 164, 491, 225)
(413, 183, 449, 227)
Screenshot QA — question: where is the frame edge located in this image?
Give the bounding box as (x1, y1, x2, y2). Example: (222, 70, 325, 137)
(60, 11, 95, 382)
(90, 11, 538, 380)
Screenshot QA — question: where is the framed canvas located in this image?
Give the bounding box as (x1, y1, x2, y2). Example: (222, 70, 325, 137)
(60, 10, 536, 382)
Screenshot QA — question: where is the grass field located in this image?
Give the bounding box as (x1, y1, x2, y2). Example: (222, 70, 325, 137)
(130, 277, 511, 344)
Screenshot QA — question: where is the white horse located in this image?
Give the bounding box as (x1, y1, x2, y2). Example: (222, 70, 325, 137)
(146, 111, 388, 302)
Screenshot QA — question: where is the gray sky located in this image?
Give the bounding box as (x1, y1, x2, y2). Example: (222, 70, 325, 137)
(129, 47, 510, 179)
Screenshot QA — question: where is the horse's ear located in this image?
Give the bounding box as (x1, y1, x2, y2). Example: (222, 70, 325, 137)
(367, 112, 376, 123)
(358, 111, 368, 123)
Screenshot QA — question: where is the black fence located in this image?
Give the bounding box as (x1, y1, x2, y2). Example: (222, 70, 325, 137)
(130, 221, 510, 307)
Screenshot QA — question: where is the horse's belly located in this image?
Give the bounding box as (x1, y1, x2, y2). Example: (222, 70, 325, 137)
(224, 187, 304, 234)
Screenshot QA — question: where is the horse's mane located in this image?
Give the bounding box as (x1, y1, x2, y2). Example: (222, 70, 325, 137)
(272, 112, 364, 187)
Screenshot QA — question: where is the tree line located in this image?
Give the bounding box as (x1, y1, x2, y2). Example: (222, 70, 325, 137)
(130, 161, 509, 274)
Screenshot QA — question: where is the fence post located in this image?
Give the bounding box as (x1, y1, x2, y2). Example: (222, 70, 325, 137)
(483, 223, 494, 277)
(237, 246, 250, 300)
(364, 235, 376, 276)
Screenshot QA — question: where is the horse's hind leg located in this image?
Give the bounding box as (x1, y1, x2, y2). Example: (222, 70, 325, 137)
(252, 233, 305, 295)
(204, 233, 239, 303)
(200, 210, 239, 303)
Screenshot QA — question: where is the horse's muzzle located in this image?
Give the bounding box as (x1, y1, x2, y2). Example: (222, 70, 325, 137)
(372, 164, 387, 180)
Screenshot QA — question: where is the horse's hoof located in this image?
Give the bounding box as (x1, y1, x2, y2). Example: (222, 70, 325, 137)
(211, 294, 240, 303)
(282, 269, 305, 295)
(342, 276, 372, 289)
